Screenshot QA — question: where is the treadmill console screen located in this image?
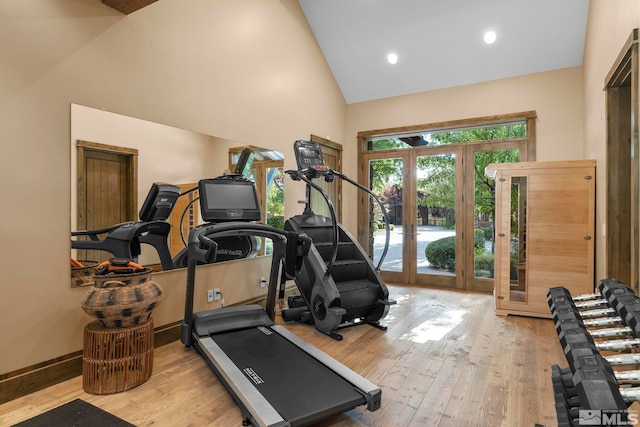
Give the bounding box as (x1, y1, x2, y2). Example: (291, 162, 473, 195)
(199, 177, 261, 223)
(138, 182, 180, 221)
(294, 140, 328, 174)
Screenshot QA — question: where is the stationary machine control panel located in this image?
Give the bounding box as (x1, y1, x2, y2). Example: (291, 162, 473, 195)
(293, 140, 330, 177)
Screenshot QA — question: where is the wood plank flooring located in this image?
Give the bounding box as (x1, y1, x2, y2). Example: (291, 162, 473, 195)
(0, 285, 566, 426)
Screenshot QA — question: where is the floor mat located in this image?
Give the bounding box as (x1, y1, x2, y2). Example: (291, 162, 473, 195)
(12, 398, 135, 427)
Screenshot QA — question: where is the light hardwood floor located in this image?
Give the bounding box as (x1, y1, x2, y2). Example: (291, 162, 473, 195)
(0, 285, 566, 426)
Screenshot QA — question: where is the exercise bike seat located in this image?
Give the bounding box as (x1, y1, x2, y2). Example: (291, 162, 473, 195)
(71, 183, 180, 270)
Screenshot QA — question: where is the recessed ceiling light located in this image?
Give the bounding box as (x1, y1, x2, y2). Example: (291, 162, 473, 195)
(484, 31, 497, 44)
(387, 53, 398, 64)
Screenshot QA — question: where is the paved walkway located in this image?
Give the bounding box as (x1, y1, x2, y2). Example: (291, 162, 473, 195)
(373, 224, 456, 274)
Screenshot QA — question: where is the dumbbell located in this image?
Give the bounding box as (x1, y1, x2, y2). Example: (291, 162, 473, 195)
(551, 365, 580, 427)
(551, 284, 640, 338)
(572, 292, 603, 302)
(553, 311, 640, 373)
(570, 279, 635, 303)
(589, 326, 634, 338)
(620, 388, 640, 401)
(548, 282, 640, 426)
(551, 357, 629, 426)
(582, 316, 624, 328)
(595, 338, 640, 352)
(555, 280, 634, 319)
(606, 353, 640, 365)
(547, 287, 615, 320)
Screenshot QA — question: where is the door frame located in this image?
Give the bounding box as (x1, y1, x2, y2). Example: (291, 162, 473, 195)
(76, 140, 138, 231)
(357, 111, 536, 289)
(605, 29, 638, 291)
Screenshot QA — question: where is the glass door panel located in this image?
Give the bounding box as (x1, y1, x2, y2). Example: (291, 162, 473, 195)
(468, 147, 520, 291)
(509, 176, 527, 302)
(472, 148, 520, 280)
(369, 157, 407, 282)
(265, 166, 284, 229)
(261, 166, 284, 256)
(413, 152, 457, 286)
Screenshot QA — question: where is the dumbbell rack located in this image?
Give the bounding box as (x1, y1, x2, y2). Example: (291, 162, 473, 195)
(547, 278, 640, 426)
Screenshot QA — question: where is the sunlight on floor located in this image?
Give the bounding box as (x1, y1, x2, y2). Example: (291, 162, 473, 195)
(401, 307, 468, 343)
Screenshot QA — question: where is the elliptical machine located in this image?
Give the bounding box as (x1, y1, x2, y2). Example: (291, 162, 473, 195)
(282, 140, 395, 340)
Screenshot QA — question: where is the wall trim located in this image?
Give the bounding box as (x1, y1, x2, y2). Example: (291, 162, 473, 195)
(0, 287, 297, 404)
(0, 321, 182, 405)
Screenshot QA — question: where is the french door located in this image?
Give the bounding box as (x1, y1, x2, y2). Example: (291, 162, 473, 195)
(364, 146, 461, 288)
(362, 141, 525, 291)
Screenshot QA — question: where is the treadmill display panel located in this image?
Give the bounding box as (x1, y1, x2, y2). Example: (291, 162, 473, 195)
(199, 177, 261, 223)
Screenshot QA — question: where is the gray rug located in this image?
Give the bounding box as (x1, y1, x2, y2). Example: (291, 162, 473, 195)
(12, 399, 135, 427)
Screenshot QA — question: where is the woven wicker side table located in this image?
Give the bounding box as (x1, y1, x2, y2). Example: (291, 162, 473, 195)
(82, 319, 154, 394)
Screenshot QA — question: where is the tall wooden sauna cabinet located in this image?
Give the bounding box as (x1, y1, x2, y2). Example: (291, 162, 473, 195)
(485, 160, 596, 318)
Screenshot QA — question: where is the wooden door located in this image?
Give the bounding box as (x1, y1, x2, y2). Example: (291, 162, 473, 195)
(168, 183, 198, 257)
(76, 141, 137, 262)
(310, 135, 342, 221)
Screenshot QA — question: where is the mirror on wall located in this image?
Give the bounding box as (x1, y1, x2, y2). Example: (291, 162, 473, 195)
(70, 104, 284, 277)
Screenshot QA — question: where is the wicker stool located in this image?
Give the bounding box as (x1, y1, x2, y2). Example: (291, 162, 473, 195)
(82, 319, 154, 394)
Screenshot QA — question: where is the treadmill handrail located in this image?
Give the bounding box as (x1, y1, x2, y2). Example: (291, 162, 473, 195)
(182, 222, 311, 347)
(71, 222, 129, 239)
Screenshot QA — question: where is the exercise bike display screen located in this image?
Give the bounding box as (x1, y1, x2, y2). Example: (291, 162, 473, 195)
(199, 177, 261, 223)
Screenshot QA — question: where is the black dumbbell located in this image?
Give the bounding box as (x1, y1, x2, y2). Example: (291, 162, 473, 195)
(571, 354, 628, 411)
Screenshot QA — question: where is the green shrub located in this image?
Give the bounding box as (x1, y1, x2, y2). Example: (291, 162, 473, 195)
(482, 226, 493, 241)
(441, 218, 455, 229)
(425, 236, 456, 270)
(474, 253, 494, 273)
(510, 252, 519, 281)
(375, 222, 394, 231)
(267, 216, 284, 229)
(473, 229, 485, 249)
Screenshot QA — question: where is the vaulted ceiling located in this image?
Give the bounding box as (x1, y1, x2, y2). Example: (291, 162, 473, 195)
(102, 0, 590, 105)
(298, 0, 589, 104)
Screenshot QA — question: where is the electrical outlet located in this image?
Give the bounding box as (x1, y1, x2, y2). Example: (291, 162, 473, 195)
(213, 288, 221, 301)
(260, 278, 268, 288)
(207, 289, 214, 303)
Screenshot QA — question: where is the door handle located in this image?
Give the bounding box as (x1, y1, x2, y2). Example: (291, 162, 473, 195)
(409, 224, 416, 241)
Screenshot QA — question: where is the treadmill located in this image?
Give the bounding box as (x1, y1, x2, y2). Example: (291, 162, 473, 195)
(180, 175, 382, 427)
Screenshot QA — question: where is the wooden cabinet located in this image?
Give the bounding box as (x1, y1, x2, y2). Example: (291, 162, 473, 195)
(486, 160, 596, 318)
